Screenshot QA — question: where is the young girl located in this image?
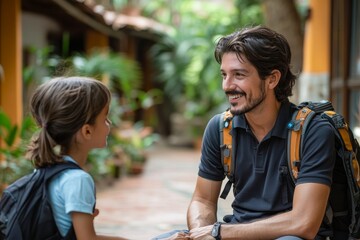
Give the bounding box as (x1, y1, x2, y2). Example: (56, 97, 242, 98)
(27, 76, 127, 240)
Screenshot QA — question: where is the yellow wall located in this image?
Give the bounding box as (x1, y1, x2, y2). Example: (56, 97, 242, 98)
(0, 0, 23, 125)
(303, 0, 331, 73)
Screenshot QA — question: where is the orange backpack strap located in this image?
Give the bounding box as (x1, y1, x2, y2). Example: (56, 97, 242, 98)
(322, 111, 360, 189)
(219, 109, 234, 199)
(287, 106, 316, 183)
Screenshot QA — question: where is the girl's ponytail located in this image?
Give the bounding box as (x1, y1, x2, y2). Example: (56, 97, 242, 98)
(27, 127, 63, 168)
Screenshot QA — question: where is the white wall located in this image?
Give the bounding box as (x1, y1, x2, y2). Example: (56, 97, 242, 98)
(22, 12, 61, 49)
(298, 72, 329, 103)
(21, 12, 62, 113)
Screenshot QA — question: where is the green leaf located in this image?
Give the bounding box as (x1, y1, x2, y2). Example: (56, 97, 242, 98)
(4, 125, 18, 147)
(0, 110, 12, 132)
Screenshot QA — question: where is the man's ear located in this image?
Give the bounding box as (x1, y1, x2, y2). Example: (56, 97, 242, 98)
(268, 70, 281, 89)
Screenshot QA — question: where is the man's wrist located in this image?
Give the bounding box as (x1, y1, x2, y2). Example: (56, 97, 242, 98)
(211, 222, 222, 240)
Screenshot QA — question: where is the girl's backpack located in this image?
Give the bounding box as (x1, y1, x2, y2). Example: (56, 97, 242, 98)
(0, 162, 80, 240)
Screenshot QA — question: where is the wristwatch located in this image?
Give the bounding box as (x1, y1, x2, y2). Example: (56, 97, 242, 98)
(211, 222, 222, 240)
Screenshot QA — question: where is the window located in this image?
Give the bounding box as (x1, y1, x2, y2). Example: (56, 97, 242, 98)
(350, 91, 360, 141)
(349, 0, 360, 133)
(350, 0, 360, 78)
(330, 0, 360, 123)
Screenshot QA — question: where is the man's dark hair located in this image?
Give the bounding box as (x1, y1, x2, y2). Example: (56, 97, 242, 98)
(214, 25, 297, 102)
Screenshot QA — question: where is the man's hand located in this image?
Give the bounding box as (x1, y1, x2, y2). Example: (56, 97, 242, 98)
(189, 225, 214, 240)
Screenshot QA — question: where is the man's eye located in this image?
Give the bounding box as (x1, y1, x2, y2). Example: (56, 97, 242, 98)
(235, 72, 244, 78)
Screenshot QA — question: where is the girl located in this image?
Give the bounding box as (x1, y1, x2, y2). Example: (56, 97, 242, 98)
(27, 76, 127, 240)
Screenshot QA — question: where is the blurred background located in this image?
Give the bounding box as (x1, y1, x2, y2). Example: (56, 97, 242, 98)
(0, 0, 359, 237)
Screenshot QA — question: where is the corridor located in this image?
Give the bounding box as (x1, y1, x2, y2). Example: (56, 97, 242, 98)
(94, 142, 233, 239)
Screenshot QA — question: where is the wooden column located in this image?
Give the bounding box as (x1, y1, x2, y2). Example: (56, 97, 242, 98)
(299, 0, 331, 102)
(85, 30, 109, 52)
(303, 0, 331, 73)
(0, 0, 23, 125)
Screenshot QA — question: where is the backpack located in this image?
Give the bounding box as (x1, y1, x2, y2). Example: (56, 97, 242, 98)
(0, 161, 81, 240)
(219, 101, 360, 239)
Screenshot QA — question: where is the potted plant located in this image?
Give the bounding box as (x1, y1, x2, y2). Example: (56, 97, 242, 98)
(110, 121, 159, 175)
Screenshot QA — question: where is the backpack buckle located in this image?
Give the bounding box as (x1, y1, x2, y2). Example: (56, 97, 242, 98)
(332, 114, 346, 129)
(287, 120, 301, 131)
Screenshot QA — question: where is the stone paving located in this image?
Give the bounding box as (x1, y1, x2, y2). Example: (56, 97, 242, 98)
(94, 142, 234, 240)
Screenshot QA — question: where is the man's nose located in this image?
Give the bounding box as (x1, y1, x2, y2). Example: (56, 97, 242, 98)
(222, 76, 233, 90)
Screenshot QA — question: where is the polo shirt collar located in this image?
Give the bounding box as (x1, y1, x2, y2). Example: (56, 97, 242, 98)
(232, 101, 295, 139)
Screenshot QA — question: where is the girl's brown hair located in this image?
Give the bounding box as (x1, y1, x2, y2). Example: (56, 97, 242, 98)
(27, 76, 111, 168)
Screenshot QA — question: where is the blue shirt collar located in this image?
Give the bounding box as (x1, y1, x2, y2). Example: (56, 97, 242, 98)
(63, 155, 79, 165)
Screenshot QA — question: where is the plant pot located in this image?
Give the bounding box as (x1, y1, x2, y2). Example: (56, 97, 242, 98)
(128, 162, 145, 175)
(193, 137, 202, 150)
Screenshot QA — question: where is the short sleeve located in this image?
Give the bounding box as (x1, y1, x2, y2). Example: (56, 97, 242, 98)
(61, 170, 96, 214)
(198, 114, 226, 181)
(296, 116, 336, 186)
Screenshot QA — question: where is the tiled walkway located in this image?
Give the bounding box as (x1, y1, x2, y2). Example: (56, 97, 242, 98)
(94, 142, 233, 240)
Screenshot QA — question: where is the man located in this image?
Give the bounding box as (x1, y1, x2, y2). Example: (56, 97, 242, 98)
(155, 25, 336, 240)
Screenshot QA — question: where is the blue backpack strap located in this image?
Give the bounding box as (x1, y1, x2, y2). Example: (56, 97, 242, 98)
(43, 161, 81, 181)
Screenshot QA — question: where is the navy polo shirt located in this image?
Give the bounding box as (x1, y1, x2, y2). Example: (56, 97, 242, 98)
(198, 101, 336, 223)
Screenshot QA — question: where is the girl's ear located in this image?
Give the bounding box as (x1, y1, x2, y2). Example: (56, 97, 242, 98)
(268, 70, 281, 89)
(80, 124, 93, 140)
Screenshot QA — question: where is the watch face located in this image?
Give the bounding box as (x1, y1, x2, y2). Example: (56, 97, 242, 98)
(212, 227, 218, 236)
(211, 223, 219, 237)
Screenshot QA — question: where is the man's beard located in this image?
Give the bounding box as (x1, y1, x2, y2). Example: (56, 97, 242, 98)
(230, 82, 266, 116)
